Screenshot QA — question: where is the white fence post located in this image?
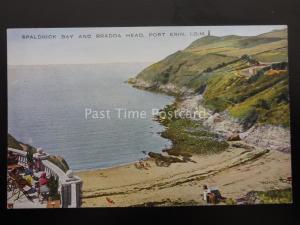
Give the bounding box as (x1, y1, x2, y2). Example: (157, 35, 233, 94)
(8, 148, 82, 208)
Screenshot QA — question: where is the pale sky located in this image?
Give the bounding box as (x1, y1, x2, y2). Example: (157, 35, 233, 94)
(7, 25, 287, 65)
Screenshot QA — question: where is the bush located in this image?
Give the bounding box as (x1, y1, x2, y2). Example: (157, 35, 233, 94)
(48, 176, 60, 200)
(256, 99, 271, 110)
(225, 198, 236, 205)
(204, 67, 213, 73)
(241, 108, 259, 129)
(240, 54, 258, 64)
(204, 97, 229, 112)
(271, 62, 288, 70)
(257, 188, 292, 204)
(276, 90, 289, 103)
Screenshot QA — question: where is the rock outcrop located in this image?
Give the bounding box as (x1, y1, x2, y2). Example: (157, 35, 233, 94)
(179, 96, 290, 152)
(240, 125, 291, 152)
(129, 78, 194, 96)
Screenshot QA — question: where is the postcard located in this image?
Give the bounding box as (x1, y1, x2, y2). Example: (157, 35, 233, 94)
(7, 26, 291, 208)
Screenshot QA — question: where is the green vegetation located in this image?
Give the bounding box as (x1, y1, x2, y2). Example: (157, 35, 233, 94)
(136, 51, 237, 90)
(48, 176, 61, 200)
(256, 188, 292, 204)
(200, 60, 289, 127)
(8, 133, 23, 150)
(132, 29, 289, 127)
(157, 105, 229, 156)
(227, 70, 289, 127)
(48, 155, 70, 173)
(234, 188, 292, 204)
(252, 48, 288, 62)
(225, 198, 236, 205)
(135, 29, 287, 89)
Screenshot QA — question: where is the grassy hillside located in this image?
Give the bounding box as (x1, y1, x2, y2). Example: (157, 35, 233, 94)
(135, 29, 287, 84)
(136, 50, 237, 88)
(132, 28, 289, 127)
(202, 60, 289, 127)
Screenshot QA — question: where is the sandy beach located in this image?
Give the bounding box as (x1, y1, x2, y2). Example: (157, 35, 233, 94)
(76, 141, 291, 207)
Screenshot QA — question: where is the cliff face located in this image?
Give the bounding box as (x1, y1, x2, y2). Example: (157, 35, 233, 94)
(130, 29, 290, 152)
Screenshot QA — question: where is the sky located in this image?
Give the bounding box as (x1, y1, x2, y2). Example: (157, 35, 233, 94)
(7, 25, 287, 65)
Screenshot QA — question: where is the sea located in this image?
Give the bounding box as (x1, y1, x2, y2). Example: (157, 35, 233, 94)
(8, 63, 174, 171)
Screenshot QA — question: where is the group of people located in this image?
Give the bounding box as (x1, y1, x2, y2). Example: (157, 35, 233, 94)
(24, 160, 50, 203)
(134, 160, 151, 170)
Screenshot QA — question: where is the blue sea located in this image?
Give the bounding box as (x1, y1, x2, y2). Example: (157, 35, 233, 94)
(8, 63, 174, 171)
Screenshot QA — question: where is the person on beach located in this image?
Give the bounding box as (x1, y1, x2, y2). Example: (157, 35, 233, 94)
(202, 184, 226, 204)
(202, 185, 212, 203)
(139, 161, 145, 169)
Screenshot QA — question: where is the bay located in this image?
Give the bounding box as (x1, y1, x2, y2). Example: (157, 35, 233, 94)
(8, 63, 174, 171)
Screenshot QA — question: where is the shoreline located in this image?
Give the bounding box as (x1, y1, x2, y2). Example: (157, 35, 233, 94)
(76, 141, 292, 207)
(129, 79, 291, 153)
(73, 156, 152, 173)
(75, 82, 291, 207)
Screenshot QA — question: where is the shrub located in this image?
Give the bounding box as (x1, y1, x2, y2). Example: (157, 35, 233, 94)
(204, 67, 213, 73)
(241, 108, 259, 129)
(276, 90, 289, 103)
(257, 188, 292, 204)
(48, 176, 60, 200)
(225, 198, 236, 205)
(256, 99, 271, 110)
